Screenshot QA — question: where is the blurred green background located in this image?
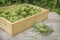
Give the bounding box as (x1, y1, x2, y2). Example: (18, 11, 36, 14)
(0, 0, 60, 15)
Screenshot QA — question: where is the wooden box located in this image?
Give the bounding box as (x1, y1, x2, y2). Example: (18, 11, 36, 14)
(0, 4, 49, 36)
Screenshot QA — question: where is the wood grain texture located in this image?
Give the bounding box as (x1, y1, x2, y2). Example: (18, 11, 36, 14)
(0, 17, 12, 35)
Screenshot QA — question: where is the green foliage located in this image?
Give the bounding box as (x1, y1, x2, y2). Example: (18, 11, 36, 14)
(57, 0, 60, 8)
(0, 0, 22, 6)
(32, 0, 57, 9)
(0, 0, 60, 15)
(33, 23, 54, 35)
(0, 4, 41, 22)
(0, 0, 57, 8)
(51, 8, 60, 15)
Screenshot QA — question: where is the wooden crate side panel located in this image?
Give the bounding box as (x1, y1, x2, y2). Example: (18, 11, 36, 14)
(0, 17, 12, 35)
(37, 11, 49, 22)
(12, 10, 49, 35)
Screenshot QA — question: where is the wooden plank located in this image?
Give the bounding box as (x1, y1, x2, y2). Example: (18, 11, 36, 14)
(0, 17, 12, 35)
